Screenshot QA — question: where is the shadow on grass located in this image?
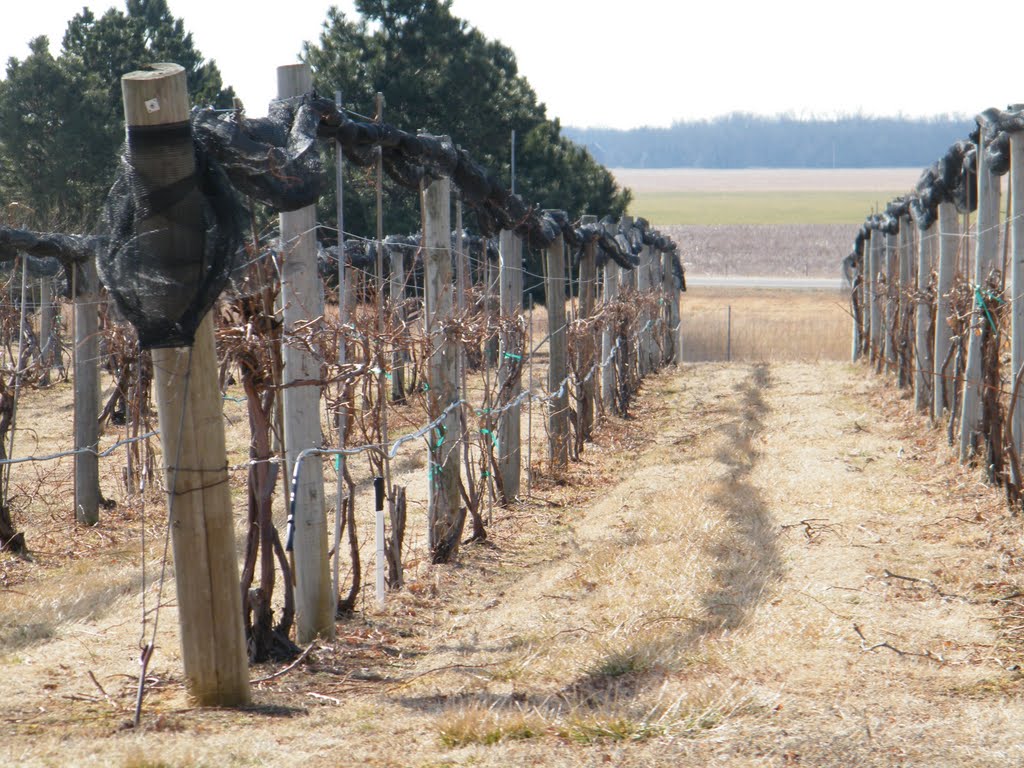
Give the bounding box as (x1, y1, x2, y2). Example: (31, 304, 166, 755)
(555, 363, 781, 707)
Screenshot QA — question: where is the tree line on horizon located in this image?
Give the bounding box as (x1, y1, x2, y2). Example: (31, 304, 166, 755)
(565, 113, 976, 169)
(0, 0, 630, 236)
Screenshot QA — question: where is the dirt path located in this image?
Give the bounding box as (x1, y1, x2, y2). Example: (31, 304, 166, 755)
(4, 361, 1024, 767)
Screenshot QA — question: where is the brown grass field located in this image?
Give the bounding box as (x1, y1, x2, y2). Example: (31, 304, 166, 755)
(679, 287, 851, 362)
(5, 290, 1024, 766)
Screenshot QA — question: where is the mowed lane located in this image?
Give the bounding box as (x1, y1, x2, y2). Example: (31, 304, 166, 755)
(382, 361, 1023, 767)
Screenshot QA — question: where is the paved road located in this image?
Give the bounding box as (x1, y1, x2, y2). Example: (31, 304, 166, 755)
(687, 275, 844, 290)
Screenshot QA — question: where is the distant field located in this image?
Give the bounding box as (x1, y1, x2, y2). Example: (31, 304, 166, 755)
(678, 286, 850, 362)
(613, 167, 921, 226)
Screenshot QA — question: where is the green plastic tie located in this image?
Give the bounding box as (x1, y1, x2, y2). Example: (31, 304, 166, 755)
(975, 286, 1001, 332)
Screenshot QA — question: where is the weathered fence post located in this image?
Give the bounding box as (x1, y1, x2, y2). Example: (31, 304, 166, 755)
(278, 63, 332, 642)
(601, 232, 619, 413)
(72, 259, 100, 525)
(914, 218, 935, 413)
(485, 250, 499, 367)
(959, 125, 1001, 462)
(898, 215, 913, 388)
(578, 215, 598, 440)
(851, 252, 862, 363)
(497, 229, 523, 500)
(934, 202, 958, 422)
(662, 249, 679, 365)
(332, 88, 348, 606)
(545, 226, 569, 468)
(1011, 125, 1024, 458)
(122, 62, 249, 706)
(869, 229, 882, 367)
(423, 176, 463, 561)
(636, 243, 652, 376)
(884, 228, 898, 375)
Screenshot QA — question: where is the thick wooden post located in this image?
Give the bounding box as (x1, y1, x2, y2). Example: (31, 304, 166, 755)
(73, 259, 100, 525)
(868, 230, 882, 366)
(601, 240, 619, 413)
(1011, 129, 1024, 457)
(278, 64, 332, 642)
(851, 253, 862, 363)
(122, 63, 249, 706)
(332, 89, 348, 606)
(884, 230, 898, 374)
(497, 229, 523, 501)
(484, 253, 499, 367)
(898, 216, 913, 388)
(636, 244, 652, 376)
(933, 202, 958, 422)
(545, 230, 569, 468)
(578, 215, 598, 439)
(662, 250, 680, 364)
(914, 221, 935, 413)
(423, 177, 463, 561)
(959, 130, 1001, 462)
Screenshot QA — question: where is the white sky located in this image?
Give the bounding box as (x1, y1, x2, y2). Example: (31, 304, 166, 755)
(2, 0, 1023, 129)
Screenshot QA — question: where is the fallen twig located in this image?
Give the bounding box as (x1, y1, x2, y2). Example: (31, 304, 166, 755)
(781, 518, 837, 542)
(881, 569, 974, 603)
(251, 642, 316, 684)
(852, 624, 945, 664)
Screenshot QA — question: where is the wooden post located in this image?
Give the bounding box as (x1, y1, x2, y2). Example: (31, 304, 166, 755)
(545, 230, 569, 468)
(332, 89, 348, 607)
(578, 215, 598, 440)
(497, 229, 522, 501)
(934, 202, 958, 422)
(73, 259, 100, 525)
(278, 63, 332, 642)
(898, 216, 913, 388)
(423, 177, 463, 561)
(601, 236, 619, 413)
(914, 221, 935, 413)
(484, 252, 499, 367)
(122, 63, 249, 706)
(636, 244, 652, 376)
(959, 129, 1001, 462)
(884, 230, 898, 375)
(1011, 129, 1024, 457)
(661, 249, 678, 365)
(851, 253, 862, 363)
(869, 230, 882, 366)
(646, 246, 662, 372)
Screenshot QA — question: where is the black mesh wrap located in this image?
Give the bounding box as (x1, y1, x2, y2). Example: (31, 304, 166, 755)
(99, 120, 244, 349)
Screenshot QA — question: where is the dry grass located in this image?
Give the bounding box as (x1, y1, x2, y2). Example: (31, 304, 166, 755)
(680, 286, 851, 362)
(5, 309, 1024, 765)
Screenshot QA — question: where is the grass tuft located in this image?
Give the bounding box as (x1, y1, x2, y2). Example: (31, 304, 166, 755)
(559, 715, 664, 744)
(437, 706, 545, 748)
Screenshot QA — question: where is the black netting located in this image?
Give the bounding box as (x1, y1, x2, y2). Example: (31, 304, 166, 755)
(979, 106, 1024, 176)
(193, 97, 325, 213)
(98, 123, 244, 349)
(191, 94, 676, 265)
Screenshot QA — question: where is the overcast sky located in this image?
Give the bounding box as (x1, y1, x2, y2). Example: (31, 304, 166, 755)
(3, 0, 1023, 129)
